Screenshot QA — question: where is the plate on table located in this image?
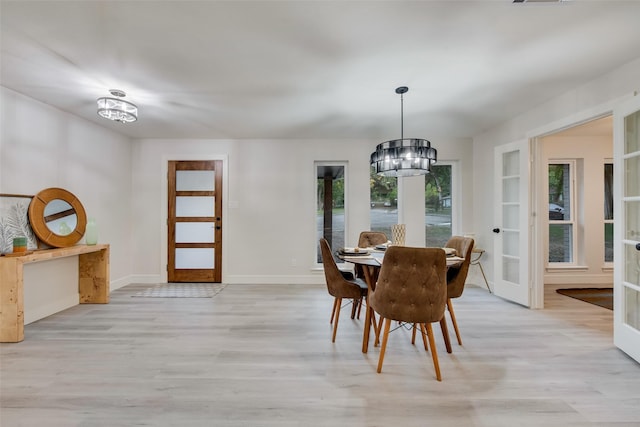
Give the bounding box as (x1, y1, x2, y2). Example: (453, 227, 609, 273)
(374, 244, 388, 251)
(339, 248, 370, 256)
(443, 247, 457, 256)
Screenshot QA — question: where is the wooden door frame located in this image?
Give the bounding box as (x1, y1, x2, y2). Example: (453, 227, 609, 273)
(160, 155, 228, 283)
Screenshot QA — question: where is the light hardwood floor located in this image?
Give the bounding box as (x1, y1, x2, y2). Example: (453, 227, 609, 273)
(1, 282, 639, 426)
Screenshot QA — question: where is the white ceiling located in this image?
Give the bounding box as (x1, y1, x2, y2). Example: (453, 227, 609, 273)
(1, 0, 639, 141)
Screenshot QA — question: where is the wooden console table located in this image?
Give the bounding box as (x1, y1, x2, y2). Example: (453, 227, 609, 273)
(0, 244, 109, 342)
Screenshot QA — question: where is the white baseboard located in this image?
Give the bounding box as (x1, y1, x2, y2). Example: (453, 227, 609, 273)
(225, 275, 325, 285)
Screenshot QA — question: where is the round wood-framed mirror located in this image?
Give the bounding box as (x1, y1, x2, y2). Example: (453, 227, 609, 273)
(28, 187, 87, 248)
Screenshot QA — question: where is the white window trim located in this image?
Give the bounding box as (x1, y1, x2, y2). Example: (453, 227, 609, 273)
(547, 160, 577, 267)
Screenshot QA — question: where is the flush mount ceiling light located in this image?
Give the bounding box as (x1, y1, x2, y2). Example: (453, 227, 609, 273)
(370, 86, 437, 177)
(97, 89, 138, 123)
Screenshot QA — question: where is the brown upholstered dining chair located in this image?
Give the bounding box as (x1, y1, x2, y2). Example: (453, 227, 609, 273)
(358, 231, 388, 249)
(353, 231, 388, 280)
(367, 246, 448, 381)
(443, 236, 475, 346)
(319, 238, 368, 342)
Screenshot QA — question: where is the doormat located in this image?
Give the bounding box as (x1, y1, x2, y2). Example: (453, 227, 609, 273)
(555, 288, 613, 310)
(132, 283, 226, 298)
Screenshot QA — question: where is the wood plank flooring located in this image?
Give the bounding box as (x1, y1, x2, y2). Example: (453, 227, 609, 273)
(1, 283, 639, 426)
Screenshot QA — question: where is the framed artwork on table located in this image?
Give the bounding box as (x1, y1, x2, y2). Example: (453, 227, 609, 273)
(0, 194, 38, 254)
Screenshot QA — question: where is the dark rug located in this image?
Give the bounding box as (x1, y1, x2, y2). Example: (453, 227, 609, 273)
(556, 288, 613, 310)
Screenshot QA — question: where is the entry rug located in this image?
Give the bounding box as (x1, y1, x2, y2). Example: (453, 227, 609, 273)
(555, 288, 613, 310)
(132, 283, 226, 298)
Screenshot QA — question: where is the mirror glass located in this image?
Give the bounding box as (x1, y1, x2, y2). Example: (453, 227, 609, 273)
(43, 199, 77, 236)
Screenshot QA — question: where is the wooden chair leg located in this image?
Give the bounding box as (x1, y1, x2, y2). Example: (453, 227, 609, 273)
(332, 298, 342, 342)
(375, 315, 383, 346)
(330, 298, 338, 324)
(377, 318, 391, 373)
(447, 298, 462, 345)
(424, 323, 442, 381)
(411, 323, 417, 344)
(419, 323, 429, 352)
(350, 299, 358, 319)
(439, 317, 452, 354)
(356, 297, 363, 319)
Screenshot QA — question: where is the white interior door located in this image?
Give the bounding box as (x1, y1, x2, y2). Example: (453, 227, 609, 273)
(613, 95, 640, 362)
(493, 140, 531, 307)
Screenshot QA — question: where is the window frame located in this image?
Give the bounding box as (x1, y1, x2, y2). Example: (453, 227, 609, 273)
(547, 160, 577, 266)
(315, 161, 348, 267)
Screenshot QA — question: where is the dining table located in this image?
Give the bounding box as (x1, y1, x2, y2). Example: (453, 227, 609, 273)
(339, 247, 464, 354)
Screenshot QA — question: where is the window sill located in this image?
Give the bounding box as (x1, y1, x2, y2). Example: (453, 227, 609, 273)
(546, 265, 589, 273)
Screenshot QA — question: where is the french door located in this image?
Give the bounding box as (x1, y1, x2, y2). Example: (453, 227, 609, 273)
(613, 95, 640, 362)
(493, 140, 531, 307)
(168, 160, 223, 282)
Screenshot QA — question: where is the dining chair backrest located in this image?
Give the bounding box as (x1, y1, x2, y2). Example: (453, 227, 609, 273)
(445, 236, 475, 299)
(358, 231, 388, 248)
(319, 238, 365, 300)
(368, 246, 447, 324)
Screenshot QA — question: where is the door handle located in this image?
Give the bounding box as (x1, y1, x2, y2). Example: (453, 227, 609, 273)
(216, 226, 221, 230)
(492, 228, 500, 234)
(636, 243, 640, 251)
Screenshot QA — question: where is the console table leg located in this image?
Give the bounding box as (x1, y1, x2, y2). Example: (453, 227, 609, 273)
(79, 247, 110, 303)
(0, 258, 25, 342)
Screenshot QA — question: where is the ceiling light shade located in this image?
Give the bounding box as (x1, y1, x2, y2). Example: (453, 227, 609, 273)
(97, 89, 137, 123)
(370, 86, 437, 177)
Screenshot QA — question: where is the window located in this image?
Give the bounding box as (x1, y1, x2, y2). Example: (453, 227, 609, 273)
(604, 162, 613, 263)
(369, 173, 397, 239)
(425, 164, 452, 247)
(548, 162, 575, 263)
(316, 162, 346, 263)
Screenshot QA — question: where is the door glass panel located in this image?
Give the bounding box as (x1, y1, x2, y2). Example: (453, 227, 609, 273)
(176, 222, 215, 243)
(503, 150, 520, 176)
(624, 243, 640, 285)
(549, 224, 573, 262)
(503, 204, 519, 230)
(625, 111, 640, 153)
(176, 196, 214, 217)
(503, 257, 519, 283)
(503, 230, 519, 257)
(624, 155, 640, 197)
(176, 171, 215, 191)
(502, 178, 519, 203)
(625, 287, 640, 329)
(625, 201, 640, 240)
(175, 248, 215, 269)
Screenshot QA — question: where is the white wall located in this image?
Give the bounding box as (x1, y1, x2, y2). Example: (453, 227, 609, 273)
(131, 137, 474, 284)
(0, 87, 134, 320)
(472, 57, 640, 289)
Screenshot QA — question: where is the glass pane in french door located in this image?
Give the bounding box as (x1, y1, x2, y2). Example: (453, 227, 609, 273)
(622, 108, 640, 334)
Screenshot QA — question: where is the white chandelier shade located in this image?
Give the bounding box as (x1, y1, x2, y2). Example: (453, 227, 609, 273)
(97, 89, 138, 123)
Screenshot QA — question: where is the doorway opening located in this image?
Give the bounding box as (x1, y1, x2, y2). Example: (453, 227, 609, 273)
(535, 115, 613, 307)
